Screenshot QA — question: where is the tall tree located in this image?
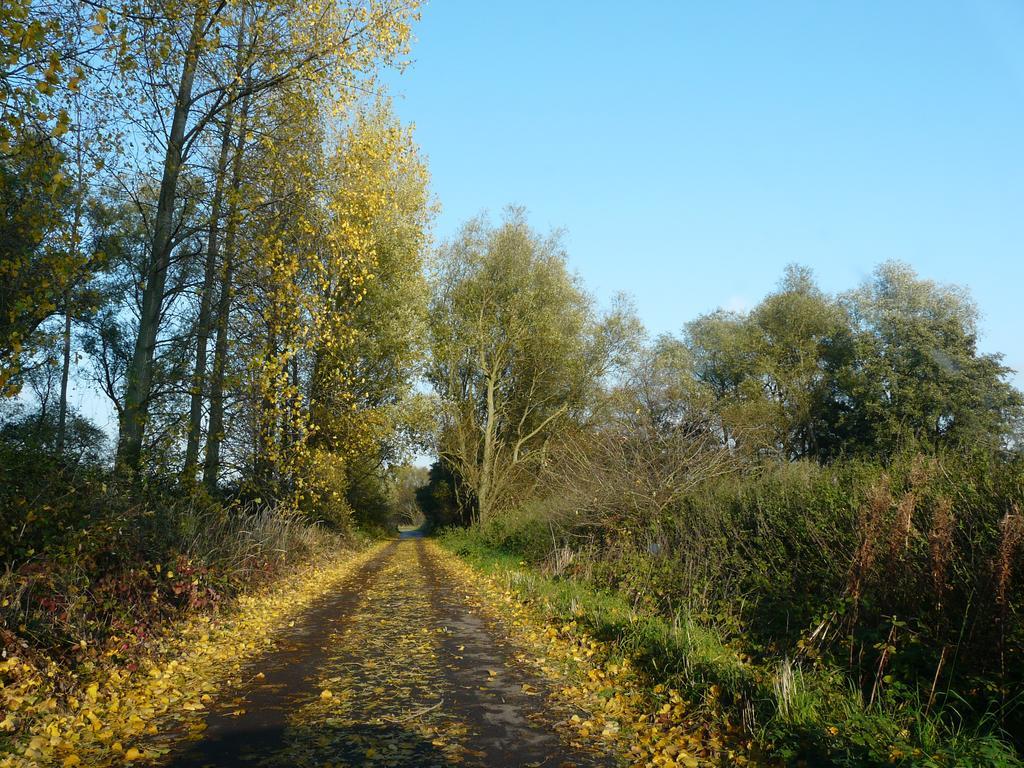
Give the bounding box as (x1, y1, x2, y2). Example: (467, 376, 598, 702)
(0, 132, 70, 395)
(309, 102, 432, 469)
(428, 210, 602, 522)
(744, 265, 854, 459)
(202, 88, 252, 489)
(685, 309, 758, 450)
(842, 261, 1022, 454)
(179, 1, 253, 481)
(107, 0, 422, 471)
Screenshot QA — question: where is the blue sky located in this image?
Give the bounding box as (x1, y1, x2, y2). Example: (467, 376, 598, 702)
(383, 1, 1024, 385)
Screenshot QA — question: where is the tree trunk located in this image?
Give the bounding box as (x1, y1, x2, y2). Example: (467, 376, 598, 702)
(57, 117, 85, 458)
(477, 367, 497, 523)
(203, 94, 251, 491)
(183, 108, 234, 480)
(118, 8, 207, 473)
(55, 302, 72, 455)
(202, 254, 234, 490)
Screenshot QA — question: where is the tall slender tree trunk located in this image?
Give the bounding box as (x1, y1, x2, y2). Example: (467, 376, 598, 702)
(183, 109, 235, 480)
(202, 254, 234, 490)
(55, 302, 72, 456)
(203, 93, 251, 491)
(477, 367, 497, 523)
(118, 8, 207, 473)
(57, 118, 86, 458)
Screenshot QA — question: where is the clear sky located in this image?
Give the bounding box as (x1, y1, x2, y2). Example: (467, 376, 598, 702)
(382, 1, 1024, 386)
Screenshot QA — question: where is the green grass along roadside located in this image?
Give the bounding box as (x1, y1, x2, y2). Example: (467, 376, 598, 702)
(436, 528, 1020, 768)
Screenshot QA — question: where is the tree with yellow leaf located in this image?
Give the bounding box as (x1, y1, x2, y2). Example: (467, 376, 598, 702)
(102, 0, 423, 472)
(219, 94, 430, 520)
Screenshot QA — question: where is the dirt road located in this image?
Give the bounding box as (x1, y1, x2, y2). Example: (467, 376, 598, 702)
(162, 537, 617, 767)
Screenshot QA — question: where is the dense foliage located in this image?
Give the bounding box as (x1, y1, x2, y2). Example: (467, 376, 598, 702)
(425, 249, 1024, 764)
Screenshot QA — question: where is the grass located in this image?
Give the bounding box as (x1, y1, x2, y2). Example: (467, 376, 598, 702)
(437, 526, 1022, 767)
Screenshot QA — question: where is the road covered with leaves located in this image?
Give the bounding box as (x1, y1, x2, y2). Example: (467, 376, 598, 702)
(4, 534, 733, 767)
(154, 537, 620, 767)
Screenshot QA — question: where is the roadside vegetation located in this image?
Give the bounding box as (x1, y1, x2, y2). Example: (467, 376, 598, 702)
(422, 214, 1024, 766)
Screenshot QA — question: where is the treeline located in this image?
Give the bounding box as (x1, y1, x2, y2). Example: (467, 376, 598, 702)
(1, 0, 430, 673)
(2, 0, 430, 518)
(422, 211, 1024, 765)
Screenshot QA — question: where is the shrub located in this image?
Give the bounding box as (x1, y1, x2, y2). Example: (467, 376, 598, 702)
(0, 435, 345, 667)
(475, 500, 557, 563)
(450, 448, 1024, 761)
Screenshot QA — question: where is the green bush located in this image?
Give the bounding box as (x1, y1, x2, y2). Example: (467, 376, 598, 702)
(442, 448, 1024, 763)
(475, 501, 555, 562)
